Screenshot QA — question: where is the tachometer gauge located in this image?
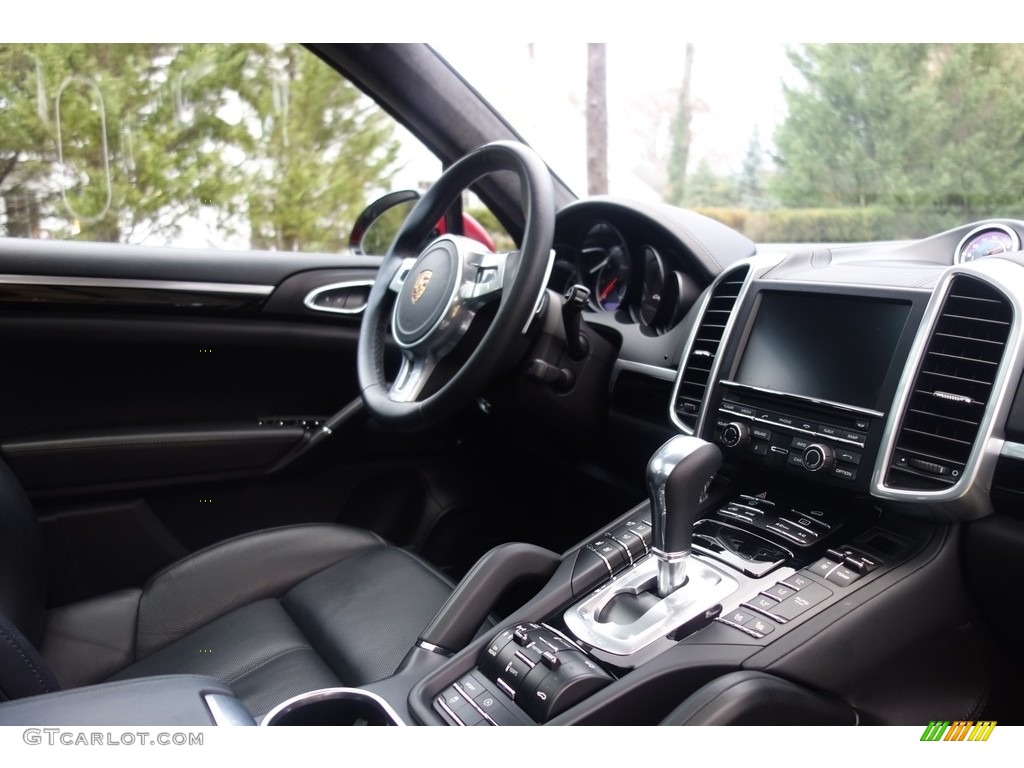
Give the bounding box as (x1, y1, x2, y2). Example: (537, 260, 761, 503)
(580, 222, 631, 311)
(954, 223, 1021, 263)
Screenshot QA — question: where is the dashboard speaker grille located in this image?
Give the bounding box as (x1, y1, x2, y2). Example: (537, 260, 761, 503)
(886, 275, 1012, 491)
(674, 265, 749, 431)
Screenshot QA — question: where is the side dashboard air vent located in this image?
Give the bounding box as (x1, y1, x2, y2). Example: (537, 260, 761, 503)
(886, 275, 1013, 491)
(673, 265, 750, 431)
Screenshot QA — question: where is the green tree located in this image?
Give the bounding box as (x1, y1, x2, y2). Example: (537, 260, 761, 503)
(0, 43, 400, 250)
(771, 44, 1024, 218)
(926, 44, 1024, 213)
(0, 44, 248, 243)
(683, 159, 739, 208)
(242, 44, 399, 252)
(665, 43, 694, 206)
(738, 128, 766, 209)
(771, 44, 936, 209)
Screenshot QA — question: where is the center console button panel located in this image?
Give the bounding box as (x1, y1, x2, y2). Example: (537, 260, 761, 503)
(711, 494, 842, 549)
(571, 513, 655, 595)
(443, 622, 613, 724)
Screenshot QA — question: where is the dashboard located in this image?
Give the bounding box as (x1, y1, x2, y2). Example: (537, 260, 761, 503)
(549, 199, 1024, 525)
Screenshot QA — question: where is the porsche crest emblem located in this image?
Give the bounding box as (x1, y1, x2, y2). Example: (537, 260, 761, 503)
(411, 270, 433, 304)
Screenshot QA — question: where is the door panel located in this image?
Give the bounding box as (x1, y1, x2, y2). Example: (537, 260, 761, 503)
(0, 239, 422, 604)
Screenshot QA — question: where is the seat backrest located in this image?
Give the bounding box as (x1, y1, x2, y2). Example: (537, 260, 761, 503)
(0, 457, 47, 647)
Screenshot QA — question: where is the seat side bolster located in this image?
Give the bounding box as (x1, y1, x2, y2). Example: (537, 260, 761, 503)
(136, 524, 384, 658)
(40, 588, 142, 689)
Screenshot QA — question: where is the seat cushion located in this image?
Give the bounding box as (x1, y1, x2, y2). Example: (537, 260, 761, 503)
(97, 529, 454, 717)
(37, 524, 455, 717)
(107, 599, 342, 718)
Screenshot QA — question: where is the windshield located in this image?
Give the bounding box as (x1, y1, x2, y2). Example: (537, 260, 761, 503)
(439, 42, 1024, 243)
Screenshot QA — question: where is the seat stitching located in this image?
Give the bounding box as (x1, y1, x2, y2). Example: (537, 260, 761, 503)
(0, 626, 54, 693)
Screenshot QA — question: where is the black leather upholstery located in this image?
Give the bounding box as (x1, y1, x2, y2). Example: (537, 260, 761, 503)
(40, 589, 140, 688)
(0, 459, 47, 647)
(132, 523, 386, 657)
(0, 610, 60, 701)
(0, 456, 457, 718)
(660, 670, 859, 726)
(106, 539, 454, 716)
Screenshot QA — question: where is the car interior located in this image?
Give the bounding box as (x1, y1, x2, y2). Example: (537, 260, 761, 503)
(0, 43, 1023, 729)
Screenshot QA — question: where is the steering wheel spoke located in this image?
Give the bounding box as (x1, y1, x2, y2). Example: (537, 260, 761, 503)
(389, 350, 437, 403)
(462, 249, 512, 305)
(387, 257, 419, 293)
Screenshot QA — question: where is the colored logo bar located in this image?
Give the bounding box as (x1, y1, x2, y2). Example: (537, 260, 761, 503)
(920, 720, 996, 741)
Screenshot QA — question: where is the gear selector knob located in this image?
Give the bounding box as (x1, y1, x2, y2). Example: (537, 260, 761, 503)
(646, 436, 722, 597)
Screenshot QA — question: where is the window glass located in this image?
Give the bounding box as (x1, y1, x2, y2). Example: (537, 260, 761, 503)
(0, 43, 441, 251)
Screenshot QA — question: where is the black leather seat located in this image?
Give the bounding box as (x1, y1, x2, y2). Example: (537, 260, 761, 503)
(0, 459, 455, 717)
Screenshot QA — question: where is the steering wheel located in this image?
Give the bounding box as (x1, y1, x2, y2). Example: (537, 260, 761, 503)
(357, 141, 556, 429)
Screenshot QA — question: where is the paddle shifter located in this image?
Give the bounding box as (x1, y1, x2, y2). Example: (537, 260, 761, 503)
(647, 435, 723, 597)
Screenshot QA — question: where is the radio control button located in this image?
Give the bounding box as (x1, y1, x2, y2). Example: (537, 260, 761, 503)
(751, 426, 773, 441)
(832, 465, 858, 481)
(835, 448, 861, 465)
(802, 444, 835, 473)
(721, 422, 750, 449)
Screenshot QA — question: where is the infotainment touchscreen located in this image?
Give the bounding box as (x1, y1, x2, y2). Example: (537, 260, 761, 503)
(733, 292, 913, 410)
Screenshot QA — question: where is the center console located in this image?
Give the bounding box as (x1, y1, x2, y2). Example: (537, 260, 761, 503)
(404, 431, 933, 727)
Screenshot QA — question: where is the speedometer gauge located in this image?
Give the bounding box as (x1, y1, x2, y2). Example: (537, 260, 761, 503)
(580, 222, 630, 311)
(954, 223, 1021, 263)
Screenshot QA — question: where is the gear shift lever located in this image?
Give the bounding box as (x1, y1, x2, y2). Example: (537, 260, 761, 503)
(647, 435, 722, 597)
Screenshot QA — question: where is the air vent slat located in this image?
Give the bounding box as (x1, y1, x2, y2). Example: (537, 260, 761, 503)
(906, 408, 980, 428)
(886, 275, 1012, 492)
(673, 265, 749, 431)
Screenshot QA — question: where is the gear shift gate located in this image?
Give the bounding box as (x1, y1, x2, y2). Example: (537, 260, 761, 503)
(563, 554, 738, 656)
(564, 436, 737, 657)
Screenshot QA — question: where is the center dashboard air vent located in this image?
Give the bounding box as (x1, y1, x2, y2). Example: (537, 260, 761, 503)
(672, 265, 749, 432)
(885, 275, 1013, 492)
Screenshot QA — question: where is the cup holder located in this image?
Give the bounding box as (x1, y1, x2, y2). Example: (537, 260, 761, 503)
(261, 687, 405, 726)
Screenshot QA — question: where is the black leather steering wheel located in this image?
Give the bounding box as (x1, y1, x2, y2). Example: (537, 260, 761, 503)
(357, 141, 556, 429)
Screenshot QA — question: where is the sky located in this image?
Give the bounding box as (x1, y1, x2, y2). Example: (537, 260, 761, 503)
(435, 41, 793, 201)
